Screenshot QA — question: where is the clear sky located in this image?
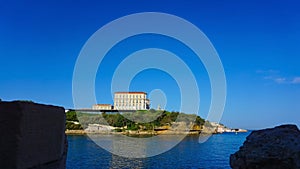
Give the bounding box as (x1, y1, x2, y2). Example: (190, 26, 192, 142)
(1, 0, 299, 129)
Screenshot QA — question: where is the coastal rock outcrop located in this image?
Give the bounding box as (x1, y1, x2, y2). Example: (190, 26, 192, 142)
(230, 124, 300, 169)
(0, 101, 67, 169)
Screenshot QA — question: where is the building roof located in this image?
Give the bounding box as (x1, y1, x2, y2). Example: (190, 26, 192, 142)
(114, 92, 147, 94)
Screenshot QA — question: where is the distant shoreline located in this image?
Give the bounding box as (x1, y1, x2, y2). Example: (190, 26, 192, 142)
(65, 129, 248, 135)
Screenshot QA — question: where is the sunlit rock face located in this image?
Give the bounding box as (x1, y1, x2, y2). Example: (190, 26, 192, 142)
(0, 101, 67, 169)
(230, 124, 300, 169)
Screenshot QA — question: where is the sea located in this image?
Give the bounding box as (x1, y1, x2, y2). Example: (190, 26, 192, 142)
(67, 132, 249, 169)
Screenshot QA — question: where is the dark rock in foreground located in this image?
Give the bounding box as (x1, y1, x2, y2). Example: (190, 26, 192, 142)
(230, 124, 300, 169)
(0, 101, 67, 169)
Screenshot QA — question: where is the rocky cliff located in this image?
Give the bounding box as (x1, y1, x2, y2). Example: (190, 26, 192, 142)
(0, 101, 67, 169)
(230, 124, 300, 169)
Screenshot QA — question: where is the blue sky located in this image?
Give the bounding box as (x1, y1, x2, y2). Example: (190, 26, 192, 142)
(1, 0, 300, 129)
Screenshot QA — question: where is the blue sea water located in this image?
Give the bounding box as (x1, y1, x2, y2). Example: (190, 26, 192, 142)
(67, 132, 249, 169)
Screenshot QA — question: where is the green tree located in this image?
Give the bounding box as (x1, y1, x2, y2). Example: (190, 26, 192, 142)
(195, 116, 205, 126)
(66, 111, 79, 122)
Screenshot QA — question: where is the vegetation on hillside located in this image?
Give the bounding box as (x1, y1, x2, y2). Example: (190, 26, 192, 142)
(65, 109, 206, 131)
(66, 111, 83, 130)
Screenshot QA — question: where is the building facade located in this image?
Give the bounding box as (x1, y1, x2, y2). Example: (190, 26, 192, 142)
(92, 104, 112, 110)
(114, 92, 150, 110)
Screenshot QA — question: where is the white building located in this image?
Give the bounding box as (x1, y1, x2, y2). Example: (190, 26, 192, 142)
(114, 92, 150, 110)
(92, 104, 112, 110)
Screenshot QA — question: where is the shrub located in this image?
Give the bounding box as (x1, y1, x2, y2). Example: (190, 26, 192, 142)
(65, 121, 83, 130)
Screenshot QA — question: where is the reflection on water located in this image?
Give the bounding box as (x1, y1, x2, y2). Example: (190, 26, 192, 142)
(110, 155, 144, 169)
(89, 134, 186, 158)
(67, 133, 249, 169)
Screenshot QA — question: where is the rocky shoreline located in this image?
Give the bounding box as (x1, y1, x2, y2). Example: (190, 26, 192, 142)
(65, 129, 247, 135)
(230, 124, 300, 169)
(66, 130, 199, 135)
(0, 101, 67, 169)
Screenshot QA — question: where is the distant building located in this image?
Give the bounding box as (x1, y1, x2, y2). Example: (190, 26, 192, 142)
(92, 104, 113, 110)
(114, 92, 150, 110)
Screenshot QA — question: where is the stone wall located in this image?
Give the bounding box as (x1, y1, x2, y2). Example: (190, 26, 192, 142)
(0, 101, 67, 169)
(230, 124, 300, 169)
